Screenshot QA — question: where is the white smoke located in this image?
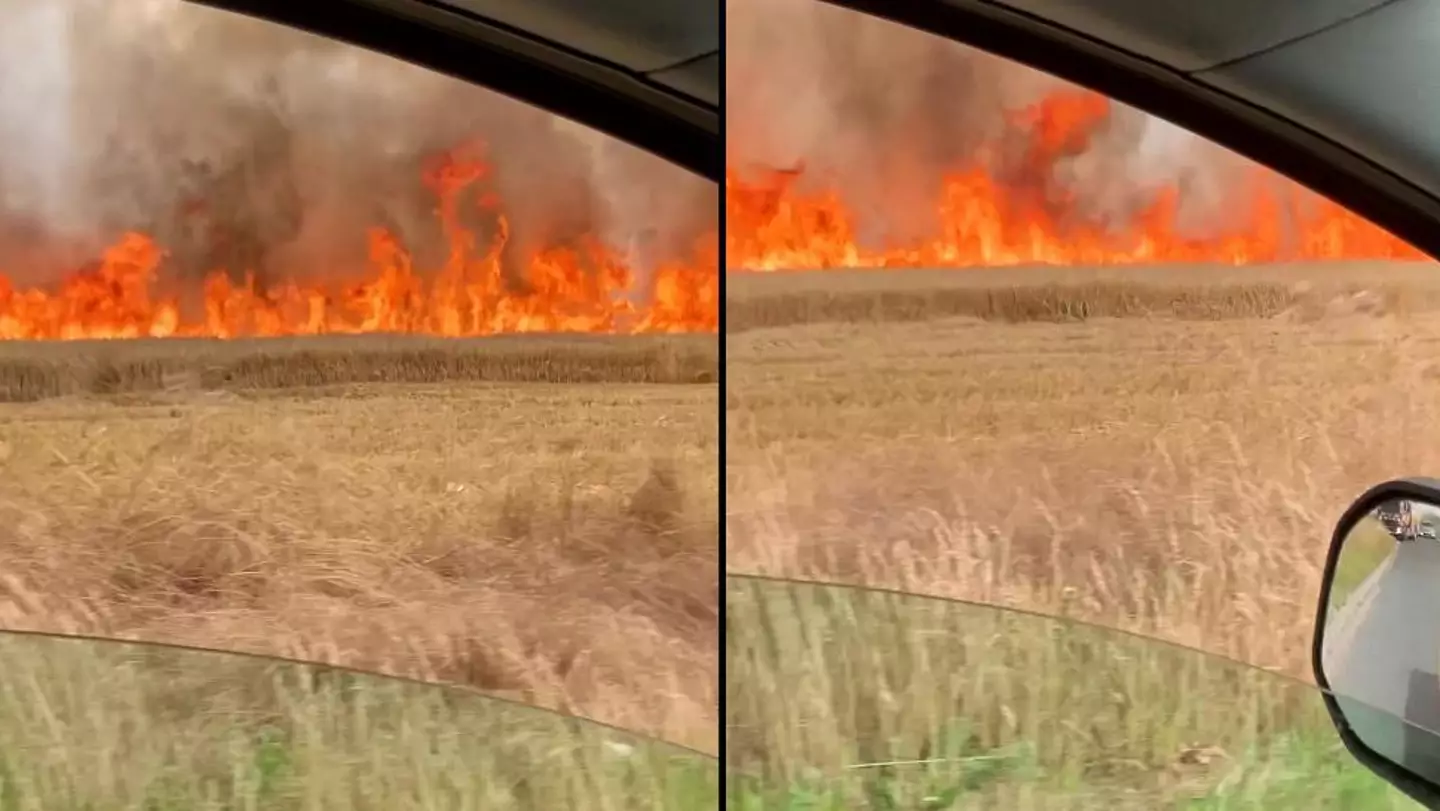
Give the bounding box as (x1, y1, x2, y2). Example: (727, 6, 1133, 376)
(726, 0, 1259, 246)
(0, 3, 73, 229)
(0, 0, 713, 288)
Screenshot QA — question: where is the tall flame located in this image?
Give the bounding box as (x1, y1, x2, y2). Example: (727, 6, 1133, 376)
(726, 89, 1425, 270)
(0, 142, 718, 340)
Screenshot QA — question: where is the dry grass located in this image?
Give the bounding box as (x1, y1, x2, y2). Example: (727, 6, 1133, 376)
(0, 368, 719, 755)
(0, 333, 719, 402)
(725, 261, 1440, 805)
(727, 261, 1440, 668)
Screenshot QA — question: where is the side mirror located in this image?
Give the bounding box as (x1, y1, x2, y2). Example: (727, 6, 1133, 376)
(1316, 478, 1440, 808)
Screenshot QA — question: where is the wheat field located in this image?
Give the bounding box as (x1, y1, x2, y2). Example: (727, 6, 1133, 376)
(725, 261, 1440, 807)
(0, 334, 719, 775)
(0, 333, 718, 402)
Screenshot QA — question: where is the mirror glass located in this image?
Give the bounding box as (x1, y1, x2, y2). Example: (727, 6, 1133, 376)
(1321, 495, 1440, 784)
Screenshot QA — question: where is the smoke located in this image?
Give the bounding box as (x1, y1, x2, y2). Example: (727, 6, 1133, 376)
(0, 0, 714, 290)
(726, 0, 1261, 246)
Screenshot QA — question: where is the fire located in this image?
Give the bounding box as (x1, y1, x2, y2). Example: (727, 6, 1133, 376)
(0, 143, 718, 340)
(726, 89, 1426, 270)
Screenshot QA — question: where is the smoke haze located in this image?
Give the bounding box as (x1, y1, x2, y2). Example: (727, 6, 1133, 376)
(725, 0, 1266, 246)
(0, 0, 714, 290)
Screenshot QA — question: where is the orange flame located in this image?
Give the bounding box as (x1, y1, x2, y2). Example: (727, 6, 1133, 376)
(0, 142, 718, 340)
(726, 89, 1425, 270)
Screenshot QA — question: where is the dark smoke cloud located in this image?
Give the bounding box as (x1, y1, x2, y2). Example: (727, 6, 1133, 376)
(0, 0, 713, 291)
(726, 0, 1262, 246)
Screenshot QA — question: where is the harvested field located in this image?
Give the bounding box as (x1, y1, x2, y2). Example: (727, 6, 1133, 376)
(0, 362, 719, 754)
(726, 260, 1440, 806)
(0, 333, 718, 402)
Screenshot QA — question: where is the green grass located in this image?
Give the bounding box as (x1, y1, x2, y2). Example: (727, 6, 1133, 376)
(725, 575, 1419, 810)
(1328, 517, 1396, 609)
(726, 732, 1407, 810)
(0, 632, 718, 810)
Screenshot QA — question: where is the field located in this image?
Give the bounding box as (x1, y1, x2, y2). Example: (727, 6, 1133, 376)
(0, 334, 718, 402)
(725, 262, 1440, 808)
(0, 333, 719, 807)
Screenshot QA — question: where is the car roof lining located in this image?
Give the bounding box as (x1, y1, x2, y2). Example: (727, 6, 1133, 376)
(434, 0, 717, 74)
(1198, 0, 1403, 71)
(983, 0, 1399, 72)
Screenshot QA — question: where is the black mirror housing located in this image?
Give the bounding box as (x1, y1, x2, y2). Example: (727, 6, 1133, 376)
(1316, 477, 1440, 809)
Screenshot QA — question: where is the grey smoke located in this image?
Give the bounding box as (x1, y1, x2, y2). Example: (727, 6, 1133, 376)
(726, 0, 1268, 248)
(0, 0, 714, 291)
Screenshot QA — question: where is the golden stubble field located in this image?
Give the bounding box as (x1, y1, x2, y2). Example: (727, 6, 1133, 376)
(0, 334, 720, 755)
(727, 261, 1440, 679)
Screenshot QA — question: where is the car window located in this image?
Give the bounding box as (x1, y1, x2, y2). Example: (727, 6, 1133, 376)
(726, 0, 1434, 802)
(0, 0, 719, 771)
(0, 631, 717, 809)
